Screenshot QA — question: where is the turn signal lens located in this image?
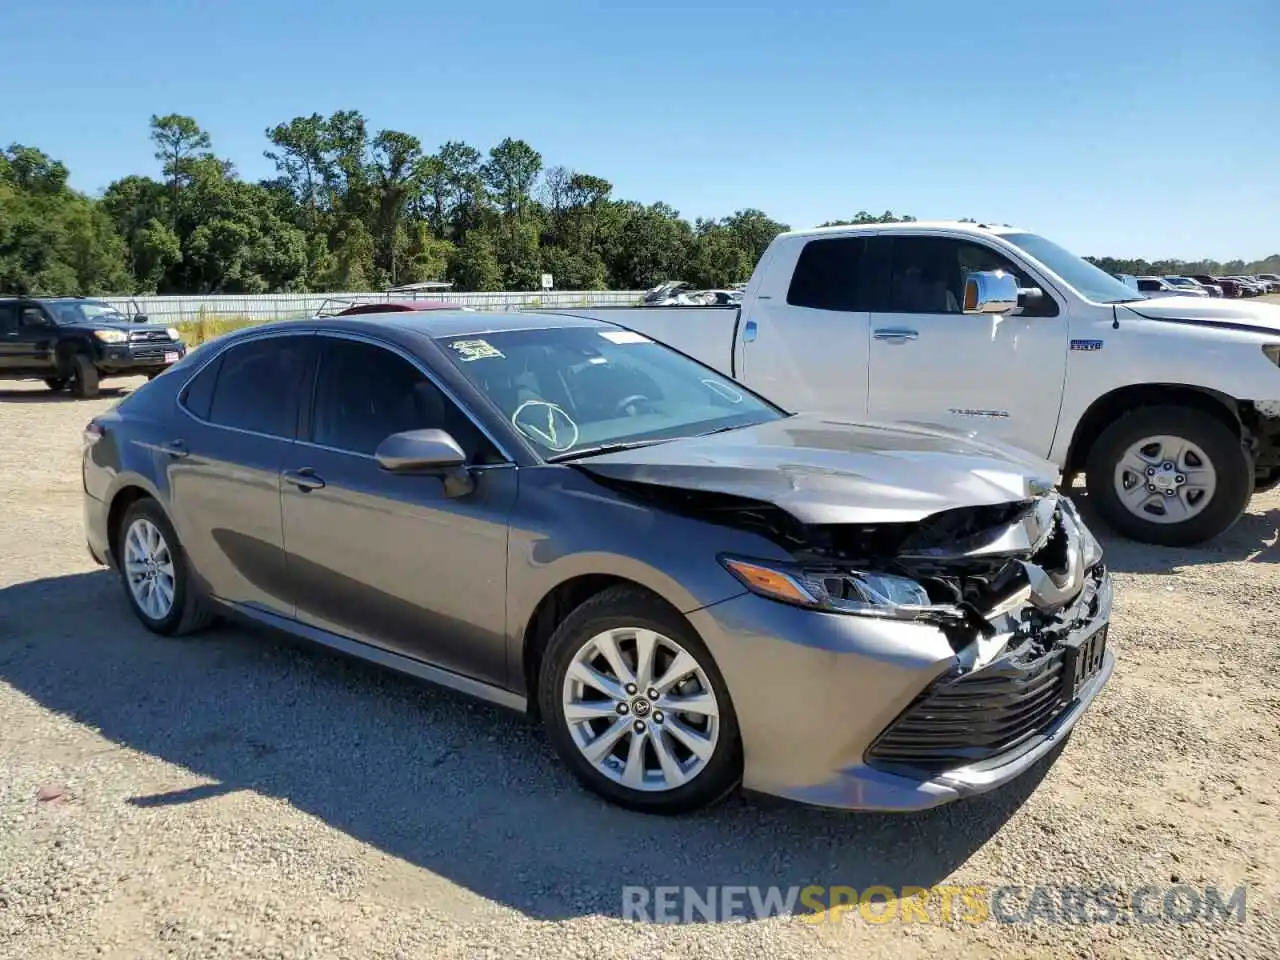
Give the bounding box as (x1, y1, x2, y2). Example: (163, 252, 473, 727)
(83, 421, 104, 446)
(721, 559, 817, 606)
(1263, 344, 1280, 367)
(166, 327, 181, 341)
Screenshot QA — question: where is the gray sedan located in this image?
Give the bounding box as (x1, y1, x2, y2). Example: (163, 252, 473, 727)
(82, 311, 1114, 814)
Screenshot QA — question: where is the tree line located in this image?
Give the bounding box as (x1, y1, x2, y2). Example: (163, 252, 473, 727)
(1, 113, 1275, 297)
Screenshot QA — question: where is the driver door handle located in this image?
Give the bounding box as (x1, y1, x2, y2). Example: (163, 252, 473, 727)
(159, 440, 188, 458)
(283, 468, 325, 491)
(873, 328, 919, 343)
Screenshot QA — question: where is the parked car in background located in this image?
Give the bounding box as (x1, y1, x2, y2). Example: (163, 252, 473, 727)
(1257, 273, 1280, 289)
(1164, 276, 1221, 297)
(1194, 275, 1241, 297)
(312, 298, 467, 318)
(81, 310, 1114, 814)
(1137, 276, 1208, 298)
(549, 220, 1280, 547)
(0, 296, 186, 397)
(1227, 277, 1265, 297)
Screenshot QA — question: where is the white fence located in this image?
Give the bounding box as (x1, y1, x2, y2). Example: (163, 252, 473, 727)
(100, 290, 643, 325)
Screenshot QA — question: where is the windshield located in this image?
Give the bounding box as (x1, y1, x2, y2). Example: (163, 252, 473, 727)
(999, 232, 1145, 303)
(50, 300, 128, 324)
(438, 326, 785, 459)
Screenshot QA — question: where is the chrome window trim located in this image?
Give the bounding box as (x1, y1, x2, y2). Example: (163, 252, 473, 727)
(312, 329, 518, 465)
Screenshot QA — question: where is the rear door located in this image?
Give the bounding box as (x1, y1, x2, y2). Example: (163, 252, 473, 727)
(169, 332, 314, 615)
(280, 333, 517, 686)
(0, 303, 20, 371)
(738, 234, 875, 417)
(865, 234, 1068, 457)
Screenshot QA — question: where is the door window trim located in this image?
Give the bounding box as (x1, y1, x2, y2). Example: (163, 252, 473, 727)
(301, 330, 518, 466)
(175, 328, 315, 442)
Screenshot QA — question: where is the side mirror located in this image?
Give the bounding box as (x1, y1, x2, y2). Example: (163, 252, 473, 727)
(132, 314, 149, 323)
(961, 270, 1019, 315)
(374, 429, 473, 496)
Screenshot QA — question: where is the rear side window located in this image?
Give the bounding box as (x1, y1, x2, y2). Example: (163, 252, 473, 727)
(204, 336, 310, 438)
(0, 303, 16, 335)
(786, 237, 874, 311)
(179, 354, 223, 420)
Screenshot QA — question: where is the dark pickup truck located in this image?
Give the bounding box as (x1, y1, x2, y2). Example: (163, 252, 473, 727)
(0, 297, 187, 398)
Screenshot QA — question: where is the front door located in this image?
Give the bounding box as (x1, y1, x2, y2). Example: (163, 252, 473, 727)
(281, 334, 517, 687)
(865, 234, 1068, 458)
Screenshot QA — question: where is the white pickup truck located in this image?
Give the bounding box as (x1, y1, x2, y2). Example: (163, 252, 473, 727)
(546, 220, 1280, 547)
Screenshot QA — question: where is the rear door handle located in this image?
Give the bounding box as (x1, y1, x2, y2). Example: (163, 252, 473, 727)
(283, 468, 325, 491)
(873, 328, 919, 343)
(159, 440, 188, 458)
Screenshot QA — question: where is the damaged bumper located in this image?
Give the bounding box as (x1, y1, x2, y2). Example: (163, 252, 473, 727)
(686, 493, 1116, 812)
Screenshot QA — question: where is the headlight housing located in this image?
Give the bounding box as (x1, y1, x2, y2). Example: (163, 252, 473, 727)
(93, 329, 127, 343)
(166, 327, 181, 341)
(720, 556, 938, 621)
(1263, 344, 1280, 367)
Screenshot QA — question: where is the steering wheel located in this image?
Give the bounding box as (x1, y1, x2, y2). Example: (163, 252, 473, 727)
(614, 394, 653, 417)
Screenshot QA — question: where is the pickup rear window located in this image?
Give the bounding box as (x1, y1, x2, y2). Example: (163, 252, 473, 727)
(786, 237, 874, 311)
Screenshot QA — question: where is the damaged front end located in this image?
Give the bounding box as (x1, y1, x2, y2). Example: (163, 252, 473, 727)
(594, 472, 1112, 777)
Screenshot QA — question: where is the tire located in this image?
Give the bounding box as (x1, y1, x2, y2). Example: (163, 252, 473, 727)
(115, 498, 215, 637)
(69, 354, 100, 398)
(1085, 405, 1252, 547)
(44, 377, 68, 391)
(538, 586, 742, 815)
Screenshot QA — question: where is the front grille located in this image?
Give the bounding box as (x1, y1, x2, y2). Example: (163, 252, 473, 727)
(865, 643, 1070, 773)
(130, 348, 166, 361)
(129, 330, 171, 342)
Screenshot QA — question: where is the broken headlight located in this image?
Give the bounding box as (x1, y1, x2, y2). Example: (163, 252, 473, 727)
(720, 556, 941, 621)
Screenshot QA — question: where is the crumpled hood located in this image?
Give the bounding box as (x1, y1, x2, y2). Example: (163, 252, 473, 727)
(574, 414, 1059, 524)
(1124, 297, 1280, 335)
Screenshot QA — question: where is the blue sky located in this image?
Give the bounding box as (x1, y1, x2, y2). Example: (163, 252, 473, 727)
(3, 0, 1277, 260)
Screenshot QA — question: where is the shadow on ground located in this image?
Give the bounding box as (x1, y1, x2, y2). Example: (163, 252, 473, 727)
(0, 570, 1054, 922)
(1069, 489, 1280, 573)
(0, 385, 131, 404)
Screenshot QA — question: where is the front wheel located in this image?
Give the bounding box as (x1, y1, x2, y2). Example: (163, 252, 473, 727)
(69, 354, 100, 398)
(1085, 406, 1253, 547)
(538, 586, 742, 815)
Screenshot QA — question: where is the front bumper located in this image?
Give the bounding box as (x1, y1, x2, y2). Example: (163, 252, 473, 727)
(687, 570, 1114, 813)
(96, 340, 187, 374)
(83, 491, 111, 568)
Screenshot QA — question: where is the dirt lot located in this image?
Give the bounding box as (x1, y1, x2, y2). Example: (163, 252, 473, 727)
(1, 376, 1277, 960)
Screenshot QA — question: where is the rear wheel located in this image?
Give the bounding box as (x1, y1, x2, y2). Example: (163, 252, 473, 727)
(538, 586, 742, 814)
(1085, 405, 1252, 546)
(69, 354, 100, 398)
(116, 498, 215, 636)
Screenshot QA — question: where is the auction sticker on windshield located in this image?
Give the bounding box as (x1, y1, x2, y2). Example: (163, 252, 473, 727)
(599, 330, 651, 344)
(449, 339, 504, 361)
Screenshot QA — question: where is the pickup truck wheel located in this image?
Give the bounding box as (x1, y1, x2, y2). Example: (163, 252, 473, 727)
(1085, 406, 1252, 547)
(69, 354, 101, 398)
(44, 377, 68, 391)
(538, 586, 743, 815)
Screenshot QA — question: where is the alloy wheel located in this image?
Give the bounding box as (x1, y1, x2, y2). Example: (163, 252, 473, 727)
(123, 517, 177, 620)
(560, 626, 721, 792)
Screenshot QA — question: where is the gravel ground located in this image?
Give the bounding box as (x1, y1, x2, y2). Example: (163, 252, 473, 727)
(1, 376, 1277, 960)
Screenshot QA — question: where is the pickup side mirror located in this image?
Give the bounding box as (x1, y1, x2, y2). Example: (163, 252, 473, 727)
(374, 428, 473, 496)
(132, 314, 149, 323)
(961, 270, 1019, 315)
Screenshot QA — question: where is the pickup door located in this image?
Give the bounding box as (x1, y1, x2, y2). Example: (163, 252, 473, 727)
(859, 233, 1067, 458)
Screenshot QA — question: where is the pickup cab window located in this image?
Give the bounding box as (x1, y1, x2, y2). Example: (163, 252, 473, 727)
(882, 236, 1059, 318)
(786, 237, 874, 311)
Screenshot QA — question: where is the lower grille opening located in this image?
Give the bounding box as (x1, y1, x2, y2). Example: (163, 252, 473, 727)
(865, 643, 1071, 774)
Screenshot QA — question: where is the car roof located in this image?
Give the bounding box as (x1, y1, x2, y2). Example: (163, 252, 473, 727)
(780, 219, 1030, 240)
(324, 309, 614, 340)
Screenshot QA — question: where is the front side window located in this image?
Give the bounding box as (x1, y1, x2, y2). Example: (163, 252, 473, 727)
(204, 336, 309, 438)
(882, 236, 1060, 318)
(438, 325, 784, 460)
(309, 338, 498, 461)
(50, 300, 128, 324)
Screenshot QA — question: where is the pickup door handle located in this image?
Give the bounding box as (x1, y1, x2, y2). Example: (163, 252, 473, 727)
(873, 328, 919, 343)
(159, 440, 188, 458)
(283, 468, 325, 491)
